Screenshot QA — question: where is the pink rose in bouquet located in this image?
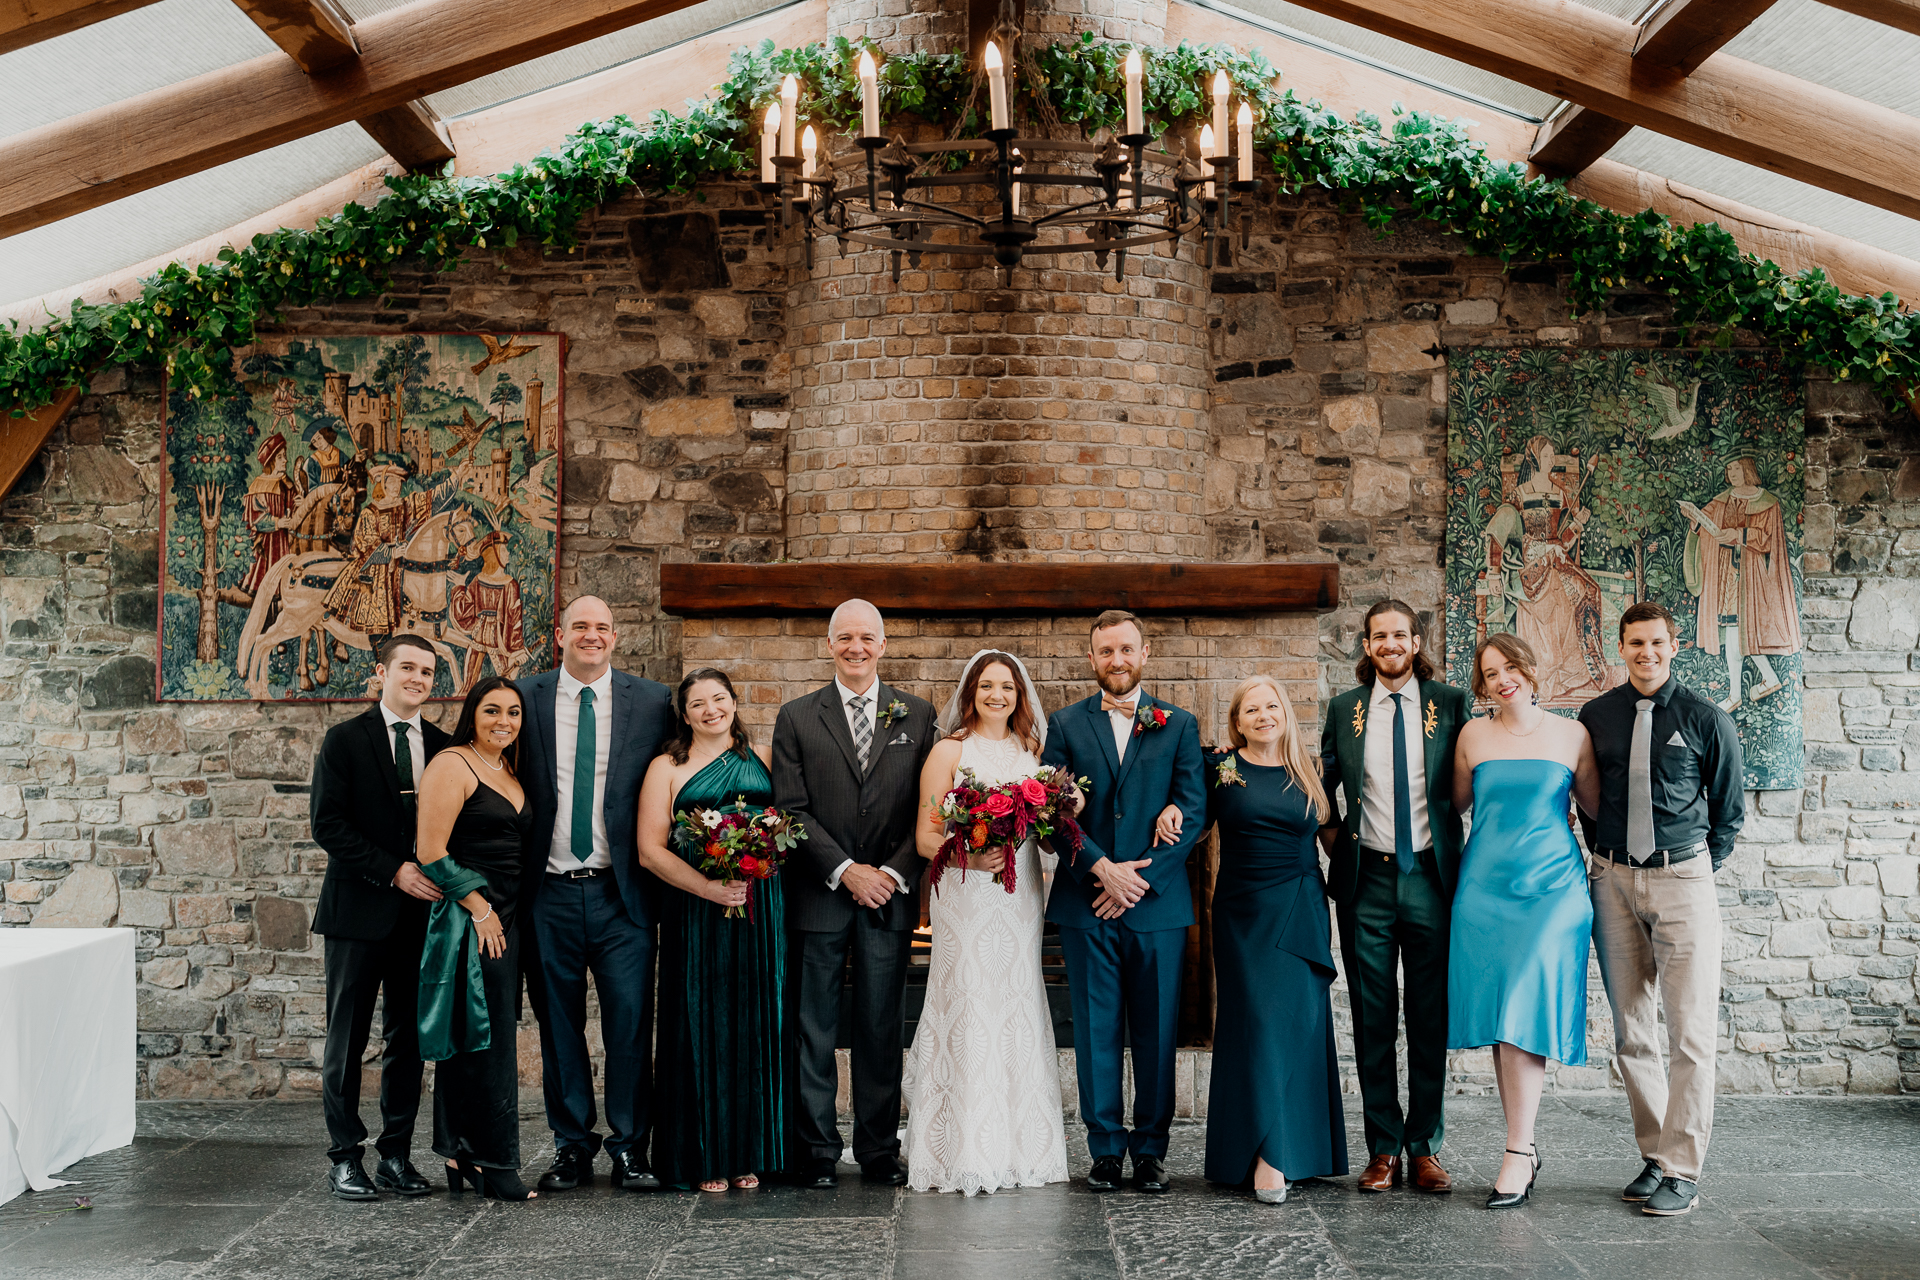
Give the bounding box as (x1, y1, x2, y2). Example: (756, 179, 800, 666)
(930, 765, 1090, 894)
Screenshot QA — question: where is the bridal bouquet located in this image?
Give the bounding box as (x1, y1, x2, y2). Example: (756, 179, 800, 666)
(929, 766, 1088, 894)
(670, 797, 808, 920)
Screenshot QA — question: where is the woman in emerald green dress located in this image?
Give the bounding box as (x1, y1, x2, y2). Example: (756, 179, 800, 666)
(637, 667, 792, 1192)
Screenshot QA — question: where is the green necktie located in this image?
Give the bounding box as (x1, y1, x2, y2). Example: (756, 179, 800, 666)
(570, 687, 597, 863)
(392, 721, 415, 820)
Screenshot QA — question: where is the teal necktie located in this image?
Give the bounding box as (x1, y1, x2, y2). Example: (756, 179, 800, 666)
(570, 687, 597, 863)
(1391, 693, 1415, 875)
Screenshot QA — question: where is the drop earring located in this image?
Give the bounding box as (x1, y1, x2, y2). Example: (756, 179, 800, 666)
(1531, 691, 1539, 706)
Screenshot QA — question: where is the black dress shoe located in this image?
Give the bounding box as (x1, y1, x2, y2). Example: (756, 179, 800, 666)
(799, 1157, 839, 1190)
(1086, 1155, 1125, 1192)
(860, 1155, 908, 1186)
(1132, 1155, 1171, 1193)
(609, 1150, 661, 1191)
(537, 1146, 593, 1192)
(329, 1157, 379, 1201)
(374, 1157, 432, 1197)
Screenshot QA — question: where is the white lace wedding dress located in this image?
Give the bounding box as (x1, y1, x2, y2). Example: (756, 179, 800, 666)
(903, 732, 1069, 1195)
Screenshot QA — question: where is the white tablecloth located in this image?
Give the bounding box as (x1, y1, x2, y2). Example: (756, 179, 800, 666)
(0, 928, 136, 1204)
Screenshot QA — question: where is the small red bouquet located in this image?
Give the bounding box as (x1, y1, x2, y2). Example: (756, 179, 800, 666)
(929, 766, 1088, 894)
(670, 796, 807, 919)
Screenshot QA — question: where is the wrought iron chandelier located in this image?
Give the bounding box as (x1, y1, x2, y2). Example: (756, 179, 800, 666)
(754, 15, 1261, 281)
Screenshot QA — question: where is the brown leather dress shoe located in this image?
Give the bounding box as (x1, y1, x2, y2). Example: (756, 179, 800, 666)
(1408, 1155, 1452, 1192)
(1357, 1153, 1401, 1192)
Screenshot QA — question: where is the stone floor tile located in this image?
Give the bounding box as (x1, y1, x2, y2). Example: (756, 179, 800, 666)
(657, 1217, 893, 1280)
(691, 1174, 899, 1220)
(893, 1246, 1120, 1279)
(1741, 1208, 1920, 1280)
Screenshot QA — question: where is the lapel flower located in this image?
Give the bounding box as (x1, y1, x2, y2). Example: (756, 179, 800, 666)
(1214, 757, 1246, 788)
(879, 698, 909, 729)
(1134, 703, 1169, 735)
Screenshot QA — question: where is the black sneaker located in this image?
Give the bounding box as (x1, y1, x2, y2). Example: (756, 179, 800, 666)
(1642, 1176, 1698, 1216)
(1622, 1159, 1663, 1202)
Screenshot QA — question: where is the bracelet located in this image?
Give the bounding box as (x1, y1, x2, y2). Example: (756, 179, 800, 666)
(472, 906, 493, 925)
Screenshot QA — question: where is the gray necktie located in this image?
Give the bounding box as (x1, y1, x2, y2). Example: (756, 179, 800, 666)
(849, 695, 871, 770)
(1628, 698, 1655, 864)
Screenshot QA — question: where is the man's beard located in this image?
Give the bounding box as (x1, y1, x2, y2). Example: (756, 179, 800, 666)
(1096, 667, 1141, 697)
(1370, 649, 1412, 678)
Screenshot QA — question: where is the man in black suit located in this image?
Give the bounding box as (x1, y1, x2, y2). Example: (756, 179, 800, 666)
(311, 634, 449, 1201)
(516, 595, 675, 1192)
(771, 598, 936, 1189)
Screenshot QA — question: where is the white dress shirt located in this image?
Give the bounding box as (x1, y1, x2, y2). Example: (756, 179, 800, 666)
(825, 677, 908, 894)
(1105, 688, 1141, 762)
(1359, 677, 1434, 853)
(378, 702, 425, 791)
(548, 667, 614, 873)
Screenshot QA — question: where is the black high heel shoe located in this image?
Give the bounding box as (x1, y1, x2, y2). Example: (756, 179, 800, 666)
(445, 1161, 482, 1194)
(1485, 1146, 1540, 1209)
(471, 1163, 535, 1201)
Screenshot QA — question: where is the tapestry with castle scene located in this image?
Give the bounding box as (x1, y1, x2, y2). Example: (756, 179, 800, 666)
(1443, 347, 1806, 790)
(159, 333, 562, 702)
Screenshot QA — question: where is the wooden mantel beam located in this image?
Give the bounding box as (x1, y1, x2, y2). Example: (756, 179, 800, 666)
(0, 0, 158, 55)
(659, 563, 1342, 616)
(1277, 0, 1920, 219)
(0, 0, 705, 240)
(1532, 0, 1778, 177)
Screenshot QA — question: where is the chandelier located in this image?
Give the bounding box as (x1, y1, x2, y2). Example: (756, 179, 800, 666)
(754, 31, 1260, 281)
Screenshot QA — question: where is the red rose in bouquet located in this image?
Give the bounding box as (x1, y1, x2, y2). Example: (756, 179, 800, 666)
(930, 765, 1090, 894)
(671, 796, 808, 920)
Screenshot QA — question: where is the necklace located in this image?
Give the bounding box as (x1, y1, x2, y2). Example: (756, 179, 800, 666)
(469, 746, 507, 771)
(1497, 707, 1547, 738)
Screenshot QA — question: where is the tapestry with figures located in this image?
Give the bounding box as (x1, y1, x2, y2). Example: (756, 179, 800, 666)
(1443, 348, 1806, 789)
(159, 333, 562, 701)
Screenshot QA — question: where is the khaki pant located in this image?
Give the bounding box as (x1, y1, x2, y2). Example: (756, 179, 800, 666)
(1588, 855, 1721, 1182)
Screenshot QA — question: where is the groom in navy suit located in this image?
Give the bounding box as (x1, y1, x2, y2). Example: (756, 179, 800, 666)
(1041, 610, 1205, 1194)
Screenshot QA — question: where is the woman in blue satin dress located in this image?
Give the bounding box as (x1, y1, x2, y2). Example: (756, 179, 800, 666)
(1449, 633, 1600, 1209)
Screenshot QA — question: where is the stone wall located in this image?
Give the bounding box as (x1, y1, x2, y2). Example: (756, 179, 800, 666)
(3, 175, 1916, 1100)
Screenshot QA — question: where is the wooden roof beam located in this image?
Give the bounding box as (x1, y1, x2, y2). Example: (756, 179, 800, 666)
(0, 0, 703, 239)
(229, 0, 357, 74)
(0, 0, 159, 55)
(359, 99, 456, 172)
(1818, 0, 1920, 37)
(1532, 0, 1778, 177)
(1275, 0, 1920, 218)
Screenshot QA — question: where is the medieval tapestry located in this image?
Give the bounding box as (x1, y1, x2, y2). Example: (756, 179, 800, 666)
(1443, 347, 1805, 789)
(159, 333, 562, 702)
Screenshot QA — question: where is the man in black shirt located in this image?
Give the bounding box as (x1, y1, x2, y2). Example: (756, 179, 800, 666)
(1578, 601, 1744, 1218)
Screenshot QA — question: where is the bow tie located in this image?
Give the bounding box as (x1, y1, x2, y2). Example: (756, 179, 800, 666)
(1101, 696, 1139, 715)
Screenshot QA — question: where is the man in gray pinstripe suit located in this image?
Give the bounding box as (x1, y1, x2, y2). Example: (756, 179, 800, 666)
(771, 599, 937, 1189)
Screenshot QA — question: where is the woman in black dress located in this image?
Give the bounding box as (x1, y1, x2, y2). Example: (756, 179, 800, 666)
(414, 675, 534, 1201)
(1198, 674, 1348, 1203)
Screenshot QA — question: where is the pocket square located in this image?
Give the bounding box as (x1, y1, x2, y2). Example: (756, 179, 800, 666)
(889, 732, 911, 746)
(1666, 731, 1687, 747)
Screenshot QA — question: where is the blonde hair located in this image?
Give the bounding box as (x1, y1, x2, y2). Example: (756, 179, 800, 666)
(1225, 675, 1330, 823)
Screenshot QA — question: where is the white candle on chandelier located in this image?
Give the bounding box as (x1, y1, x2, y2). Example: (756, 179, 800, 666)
(1237, 101, 1253, 182)
(761, 102, 780, 183)
(1199, 123, 1216, 198)
(1211, 70, 1230, 157)
(779, 74, 798, 157)
(985, 40, 1009, 131)
(801, 124, 818, 178)
(1010, 149, 1024, 216)
(1124, 48, 1143, 136)
(858, 50, 880, 138)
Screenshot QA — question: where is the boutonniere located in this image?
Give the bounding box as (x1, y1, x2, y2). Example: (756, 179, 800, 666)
(1423, 699, 1438, 739)
(1134, 704, 1169, 735)
(1351, 700, 1366, 738)
(1214, 757, 1246, 788)
(879, 698, 909, 729)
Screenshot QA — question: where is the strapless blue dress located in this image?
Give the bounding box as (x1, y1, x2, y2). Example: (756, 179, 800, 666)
(1447, 759, 1592, 1065)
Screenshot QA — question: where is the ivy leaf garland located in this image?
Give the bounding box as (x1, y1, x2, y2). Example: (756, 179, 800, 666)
(2, 33, 1914, 415)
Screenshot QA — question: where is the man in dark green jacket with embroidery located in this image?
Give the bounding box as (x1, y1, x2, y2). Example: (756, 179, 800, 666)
(1318, 601, 1473, 1194)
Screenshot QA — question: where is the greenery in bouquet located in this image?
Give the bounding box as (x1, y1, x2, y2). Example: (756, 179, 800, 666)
(929, 766, 1088, 895)
(671, 796, 807, 920)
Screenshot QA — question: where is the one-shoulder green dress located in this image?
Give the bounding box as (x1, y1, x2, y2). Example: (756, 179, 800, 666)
(654, 749, 792, 1186)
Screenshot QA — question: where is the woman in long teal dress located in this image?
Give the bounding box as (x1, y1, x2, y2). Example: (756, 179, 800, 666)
(636, 667, 791, 1192)
(1195, 675, 1347, 1204)
(1448, 634, 1601, 1209)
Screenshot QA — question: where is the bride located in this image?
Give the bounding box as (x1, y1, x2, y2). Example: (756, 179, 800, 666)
(904, 649, 1071, 1195)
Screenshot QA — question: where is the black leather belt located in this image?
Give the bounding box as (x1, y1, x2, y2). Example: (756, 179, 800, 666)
(1597, 842, 1707, 867)
(548, 866, 607, 880)
(1360, 845, 1434, 865)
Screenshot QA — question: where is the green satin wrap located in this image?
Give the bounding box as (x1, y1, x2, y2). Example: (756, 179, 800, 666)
(417, 856, 494, 1063)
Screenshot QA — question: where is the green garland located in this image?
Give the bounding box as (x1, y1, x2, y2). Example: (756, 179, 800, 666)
(3, 32, 1915, 415)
